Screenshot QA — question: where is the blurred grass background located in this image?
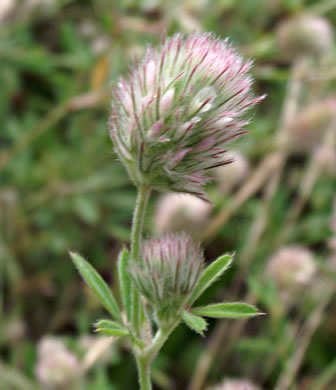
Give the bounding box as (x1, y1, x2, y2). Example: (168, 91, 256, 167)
(0, 0, 336, 389)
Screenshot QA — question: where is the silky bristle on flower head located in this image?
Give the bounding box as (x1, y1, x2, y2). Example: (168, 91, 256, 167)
(110, 33, 264, 200)
(129, 233, 204, 318)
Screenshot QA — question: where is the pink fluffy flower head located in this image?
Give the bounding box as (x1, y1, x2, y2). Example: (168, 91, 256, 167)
(109, 33, 264, 200)
(129, 233, 204, 320)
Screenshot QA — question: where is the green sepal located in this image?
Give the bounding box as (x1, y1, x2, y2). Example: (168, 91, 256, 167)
(192, 302, 263, 319)
(70, 252, 123, 324)
(95, 319, 129, 337)
(190, 254, 233, 304)
(118, 248, 132, 322)
(182, 311, 208, 336)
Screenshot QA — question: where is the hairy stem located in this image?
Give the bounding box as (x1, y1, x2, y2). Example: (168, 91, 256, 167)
(130, 185, 153, 389)
(136, 355, 152, 390)
(131, 186, 151, 263)
(130, 186, 151, 336)
(136, 318, 180, 390)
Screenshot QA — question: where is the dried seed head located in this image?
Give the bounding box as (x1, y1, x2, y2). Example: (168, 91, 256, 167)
(288, 98, 336, 153)
(109, 33, 264, 200)
(215, 150, 250, 193)
(154, 193, 211, 237)
(129, 233, 204, 319)
(209, 378, 261, 390)
(276, 15, 334, 60)
(35, 337, 81, 390)
(267, 246, 316, 303)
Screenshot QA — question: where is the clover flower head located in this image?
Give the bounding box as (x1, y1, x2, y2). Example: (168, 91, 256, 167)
(109, 33, 264, 201)
(129, 233, 203, 319)
(277, 15, 334, 60)
(35, 337, 81, 390)
(288, 98, 336, 153)
(209, 378, 261, 390)
(267, 246, 316, 304)
(216, 150, 250, 193)
(154, 193, 211, 236)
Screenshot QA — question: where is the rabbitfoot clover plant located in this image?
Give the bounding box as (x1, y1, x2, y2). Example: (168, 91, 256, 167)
(70, 33, 264, 390)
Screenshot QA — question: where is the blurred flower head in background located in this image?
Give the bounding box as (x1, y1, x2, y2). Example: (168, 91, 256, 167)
(288, 98, 336, 153)
(267, 246, 316, 303)
(215, 150, 250, 193)
(276, 14, 334, 60)
(209, 378, 261, 390)
(154, 192, 211, 237)
(0, 0, 14, 21)
(109, 33, 264, 200)
(35, 336, 81, 390)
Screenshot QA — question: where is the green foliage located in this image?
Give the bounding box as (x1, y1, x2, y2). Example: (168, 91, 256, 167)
(190, 254, 233, 304)
(95, 319, 129, 337)
(192, 302, 262, 319)
(118, 248, 132, 322)
(70, 252, 123, 324)
(182, 312, 208, 336)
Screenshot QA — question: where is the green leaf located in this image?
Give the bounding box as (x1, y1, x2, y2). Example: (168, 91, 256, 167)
(192, 302, 262, 319)
(190, 254, 233, 303)
(118, 248, 132, 322)
(95, 319, 129, 337)
(70, 252, 123, 324)
(182, 311, 208, 336)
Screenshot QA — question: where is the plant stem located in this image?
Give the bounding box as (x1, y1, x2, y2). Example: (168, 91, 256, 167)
(136, 356, 152, 390)
(130, 186, 151, 263)
(135, 320, 180, 390)
(130, 186, 151, 337)
(146, 319, 179, 356)
(129, 185, 153, 390)
(129, 187, 181, 389)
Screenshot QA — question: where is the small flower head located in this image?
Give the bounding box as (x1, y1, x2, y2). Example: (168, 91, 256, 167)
(109, 33, 264, 200)
(154, 193, 211, 237)
(129, 233, 204, 320)
(215, 150, 250, 193)
(267, 246, 316, 304)
(288, 98, 336, 153)
(0, 0, 14, 22)
(209, 378, 261, 390)
(276, 15, 334, 60)
(35, 337, 81, 390)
